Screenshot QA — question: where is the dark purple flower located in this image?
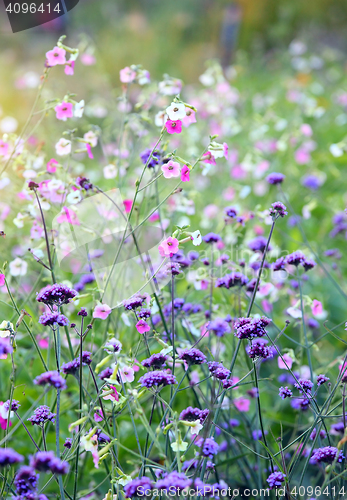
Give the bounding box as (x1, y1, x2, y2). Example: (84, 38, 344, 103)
(139, 370, 177, 388)
(140, 148, 161, 168)
(62, 351, 92, 375)
(224, 206, 238, 218)
(215, 272, 248, 289)
(286, 251, 305, 267)
(98, 367, 114, 380)
(324, 249, 341, 259)
(291, 398, 310, 411)
(301, 174, 321, 190)
(30, 451, 69, 475)
(196, 437, 219, 459)
(36, 283, 77, 306)
(39, 312, 69, 327)
(308, 318, 319, 329)
(234, 316, 271, 340)
(49, 457, 70, 475)
(317, 374, 329, 387)
(272, 257, 286, 271)
(76, 176, 93, 190)
(64, 438, 73, 449)
(4, 399, 20, 412)
(252, 429, 268, 440)
(279, 386, 292, 399)
(104, 338, 122, 354)
(138, 308, 151, 319)
(142, 353, 168, 369)
(248, 236, 270, 253)
(123, 294, 146, 311)
(0, 338, 12, 356)
(294, 378, 314, 394)
(124, 476, 153, 498)
(269, 201, 287, 218)
(179, 407, 209, 423)
(34, 371, 67, 390)
(78, 308, 88, 317)
(310, 446, 344, 464)
(28, 406, 56, 427)
(0, 447, 23, 466)
(266, 172, 285, 185)
(266, 471, 286, 489)
(155, 471, 192, 493)
(14, 466, 39, 494)
(213, 366, 231, 380)
(302, 258, 316, 271)
(179, 348, 206, 365)
(203, 233, 221, 244)
(248, 340, 273, 359)
(207, 318, 231, 337)
(310, 428, 327, 440)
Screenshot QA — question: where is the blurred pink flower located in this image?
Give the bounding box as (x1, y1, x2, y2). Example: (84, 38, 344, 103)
(165, 120, 182, 134)
(158, 237, 179, 258)
(55, 102, 73, 121)
(278, 353, 293, 370)
(234, 397, 250, 412)
(311, 300, 323, 316)
(0, 140, 9, 157)
(162, 160, 180, 179)
(47, 158, 58, 173)
(46, 46, 66, 66)
(182, 108, 196, 127)
(93, 304, 112, 320)
(181, 165, 190, 182)
(120, 66, 136, 83)
(136, 319, 150, 334)
(65, 60, 75, 76)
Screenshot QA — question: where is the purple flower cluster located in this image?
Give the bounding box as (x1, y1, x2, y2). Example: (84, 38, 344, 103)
(28, 406, 56, 426)
(286, 251, 305, 267)
(234, 316, 271, 340)
(279, 386, 292, 399)
(139, 370, 177, 388)
(155, 471, 192, 493)
(179, 348, 206, 365)
(39, 312, 69, 327)
(104, 338, 122, 354)
(266, 172, 285, 185)
(224, 206, 238, 218)
(61, 352, 92, 375)
(272, 257, 286, 271)
(123, 294, 147, 311)
(317, 374, 329, 386)
(207, 318, 231, 337)
(196, 437, 219, 459)
(266, 471, 286, 489)
(310, 446, 345, 464)
(124, 476, 153, 498)
(140, 148, 162, 168)
(34, 371, 67, 390)
(179, 406, 209, 423)
(248, 340, 274, 360)
(0, 447, 24, 466)
(202, 232, 221, 244)
(30, 451, 69, 475)
(36, 283, 77, 306)
(142, 353, 168, 369)
(294, 378, 314, 394)
(4, 399, 20, 412)
(310, 428, 327, 440)
(269, 201, 288, 218)
(248, 236, 270, 253)
(215, 271, 247, 289)
(14, 466, 39, 495)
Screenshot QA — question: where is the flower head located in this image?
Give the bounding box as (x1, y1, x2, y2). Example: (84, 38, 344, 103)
(54, 101, 73, 121)
(179, 348, 207, 366)
(158, 237, 179, 258)
(28, 406, 56, 426)
(279, 386, 292, 399)
(46, 46, 66, 66)
(0, 447, 23, 466)
(161, 160, 180, 179)
(34, 371, 67, 390)
(36, 284, 77, 307)
(139, 370, 177, 388)
(269, 201, 287, 218)
(266, 172, 285, 185)
(165, 120, 182, 134)
(14, 465, 39, 495)
(266, 471, 286, 489)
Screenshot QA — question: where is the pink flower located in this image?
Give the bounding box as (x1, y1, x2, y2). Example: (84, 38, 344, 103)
(223, 142, 229, 160)
(47, 158, 58, 173)
(120, 66, 136, 83)
(278, 353, 293, 370)
(182, 108, 197, 127)
(86, 143, 94, 159)
(311, 300, 323, 316)
(30, 223, 44, 239)
(64, 60, 75, 76)
(234, 397, 250, 412)
(123, 200, 133, 213)
(57, 207, 80, 225)
(149, 211, 160, 222)
(102, 385, 119, 402)
(94, 409, 104, 422)
(301, 124, 312, 137)
(81, 53, 96, 66)
(0, 402, 11, 430)
(0, 140, 9, 157)
(37, 335, 49, 349)
(202, 152, 216, 165)
(165, 120, 182, 134)
(55, 101, 73, 121)
(181, 165, 190, 182)
(295, 148, 311, 165)
(46, 46, 66, 66)
(93, 303, 112, 320)
(0, 274, 4, 287)
(158, 237, 179, 257)
(136, 319, 150, 334)
(161, 160, 180, 179)
(119, 365, 135, 382)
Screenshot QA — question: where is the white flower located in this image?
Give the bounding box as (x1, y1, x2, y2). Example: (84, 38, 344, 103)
(166, 102, 186, 121)
(171, 439, 188, 452)
(119, 365, 135, 383)
(191, 230, 202, 246)
(0, 404, 13, 420)
(330, 144, 343, 157)
(286, 307, 302, 319)
(9, 258, 27, 277)
(13, 212, 25, 228)
(154, 110, 167, 127)
(190, 420, 203, 436)
(67, 191, 82, 204)
(84, 131, 98, 147)
(0, 321, 14, 338)
(103, 164, 118, 179)
(74, 100, 85, 118)
(55, 138, 71, 156)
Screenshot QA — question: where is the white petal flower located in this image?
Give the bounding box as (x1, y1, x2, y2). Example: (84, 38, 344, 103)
(55, 138, 71, 156)
(67, 191, 82, 204)
(9, 258, 27, 277)
(166, 102, 186, 121)
(191, 230, 202, 246)
(74, 100, 85, 118)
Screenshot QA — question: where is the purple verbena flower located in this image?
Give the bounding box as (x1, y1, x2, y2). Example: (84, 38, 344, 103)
(286, 251, 305, 267)
(178, 348, 206, 365)
(269, 201, 288, 219)
(248, 236, 271, 253)
(310, 446, 344, 464)
(179, 406, 209, 423)
(28, 406, 56, 426)
(266, 172, 285, 185)
(302, 258, 317, 271)
(207, 318, 231, 337)
(36, 283, 77, 306)
(196, 437, 219, 459)
(0, 447, 23, 466)
(124, 476, 153, 498)
(248, 340, 273, 359)
(4, 399, 20, 412)
(203, 233, 221, 244)
(234, 316, 271, 340)
(39, 312, 69, 328)
(33, 371, 67, 390)
(142, 353, 168, 369)
(279, 386, 292, 399)
(294, 378, 314, 394)
(273, 257, 286, 271)
(224, 206, 238, 218)
(14, 466, 39, 494)
(139, 370, 177, 388)
(266, 471, 286, 489)
(317, 374, 329, 387)
(155, 471, 192, 493)
(215, 272, 249, 289)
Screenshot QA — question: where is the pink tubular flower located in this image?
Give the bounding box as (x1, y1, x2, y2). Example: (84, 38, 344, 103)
(234, 397, 250, 412)
(161, 160, 180, 179)
(93, 303, 112, 320)
(202, 152, 216, 165)
(0, 402, 11, 430)
(0, 274, 5, 287)
(86, 143, 94, 159)
(123, 200, 133, 213)
(223, 142, 229, 160)
(311, 300, 323, 316)
(57, 207, 80, 225)
(47, 158, 58, 173)
(94, 409, 104, 422)
(119, 365, 135, 382)
(181, 165, 190, 182)
(64, 60, 75, 76)
(278, 353, 293, 370)
(136, 319, 150, 334)
(165, 120, 182, 134)
(182, 108, 197, 127)
(158, 237, 179, 258)
(46, 46, 66, 66)
(55, 101, 74, 121)
(120, 66, 136, 83)
(102, 385, 119, 402)
(0, 140, 9, 157)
